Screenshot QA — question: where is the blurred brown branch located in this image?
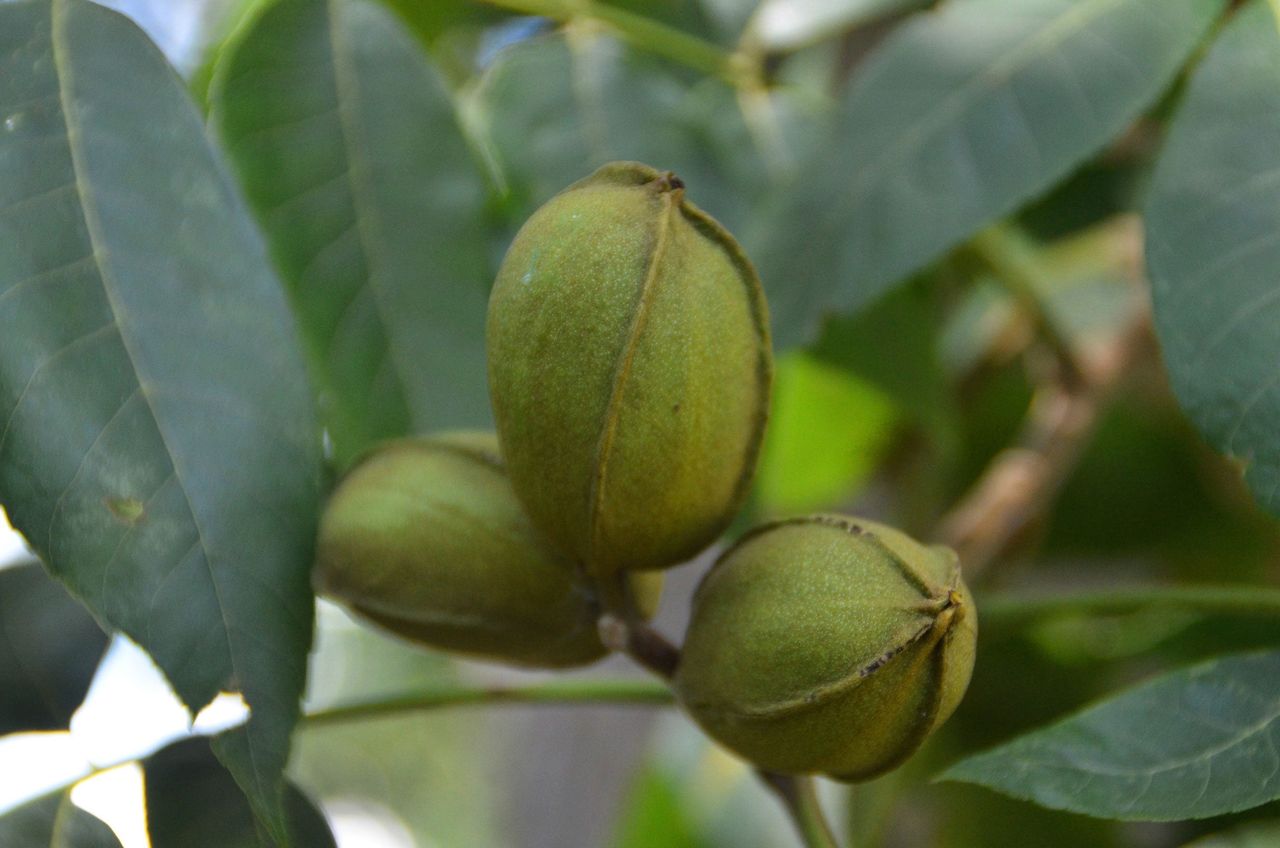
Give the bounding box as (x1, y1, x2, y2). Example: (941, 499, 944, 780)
(938, 224, 1150, 581)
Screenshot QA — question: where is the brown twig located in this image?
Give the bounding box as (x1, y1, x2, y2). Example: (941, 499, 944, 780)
(937, 305, 1150, 581)
(596, 609, 681, 679)
(965, 224, 1089, 391)
(596, 569, 683, 679)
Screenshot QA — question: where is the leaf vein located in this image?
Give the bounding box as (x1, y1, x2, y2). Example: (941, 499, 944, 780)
(0, 254, 96, 310)
(0, 321, 118, 459)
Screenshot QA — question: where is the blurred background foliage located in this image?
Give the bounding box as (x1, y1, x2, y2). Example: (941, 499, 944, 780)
(2, 0, 1279, 845)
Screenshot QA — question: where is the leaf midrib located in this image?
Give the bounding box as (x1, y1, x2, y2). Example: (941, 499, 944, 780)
(48, 0, 258, 795)
(1013, 695, 1280, 783)
(947, 654, 1280, 811)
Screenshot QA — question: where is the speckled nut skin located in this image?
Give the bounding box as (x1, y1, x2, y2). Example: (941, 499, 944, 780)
(675, 515, 977, 780)
(315, 432, 639, 668)
(487, 162, 772, 575)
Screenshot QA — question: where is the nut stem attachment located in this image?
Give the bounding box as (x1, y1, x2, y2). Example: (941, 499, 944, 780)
(597, 573, 681, 679)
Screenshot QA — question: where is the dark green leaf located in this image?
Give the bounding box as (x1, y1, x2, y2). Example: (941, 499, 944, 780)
(941, 651, 1280, 820)
(0, 559, 108, 734)
(600, 0, 720, 41)
(980, 583, 1280, 667)
(212, 0, 492, 467)
(1145, 0, 1280, 517)
(1186, 821, 1280, 847)
(145, 737, 336, 848)
(477, 30, 805, 237)
(0, 0, 322, 840)
(0, 790, 122, 848)
(756, 0, 1223, 348)
(980, 585, 1280, 637)
(931, 780, 1124, 848)
(1019, 159, 1145, 241)
(1042, 387, 1280, 578)
(812, 278, 954, 439)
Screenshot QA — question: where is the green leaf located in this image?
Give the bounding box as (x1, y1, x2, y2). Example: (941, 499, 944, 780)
(941, 650, 1280, 820)
(189, 0, 274, 111)
(932, 778, 1125, 848)
(145, 738, 336, 848)
(812, 279, 954, 439)
(754, 352, 898, 514)
(0, 0, 322, 841)
(613, 765, 711, 848)
(981, 585, 1280, 635)
(1045, 392, 1280, 569)
(376, 0, 512, 87)
(379, 0, 508, 47)
(1185, 821, 1280, 848)
(477, 30, 801, 237)
(0, 790, 122, 848)
(1145, 0, 1280, 517)
(612, 720, 796, 848)
(600, 0, 721, 42)
(0, 559, 108, 734)
(755, 0, 1224, 349)
(211, 0, 492, 467)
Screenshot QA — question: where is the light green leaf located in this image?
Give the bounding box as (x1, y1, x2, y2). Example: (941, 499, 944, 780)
(754, 352, 897, 514)
(1145, 0, 1280, 517)
(941, 651, 1280, 820)
(756, 0, 1223, 349)
(0, 0, 322, 841)
(212, 0, 492, 467)
(189, 0, 274, 111)
(0, 791, 122, 848)
(613, 765, 710, 848)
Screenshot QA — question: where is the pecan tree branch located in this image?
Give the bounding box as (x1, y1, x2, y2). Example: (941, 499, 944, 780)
(937, 307, 1150, 581)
